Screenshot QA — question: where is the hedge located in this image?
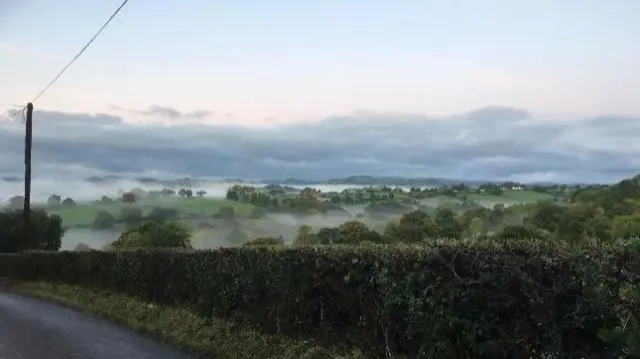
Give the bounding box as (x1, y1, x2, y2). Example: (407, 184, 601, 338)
(0, 241, 638, 358)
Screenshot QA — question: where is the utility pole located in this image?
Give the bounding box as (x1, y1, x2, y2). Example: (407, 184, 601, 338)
(23, 103, 33, 249)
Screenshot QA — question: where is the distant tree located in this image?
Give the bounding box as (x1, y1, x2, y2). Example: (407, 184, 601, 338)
(99, 195, 114, 204)
(121, 191, 137, 203)
(47, 194, 62, 206)
(225, 189, 239, 201)
(196, 190, 207, 198)
(119, 206, 144, 227)
(160, 188, 176, 197)
(249, 207, 266, 219)
(214, 206, 235, 220)
(293, 224, 314, 245)
(0, 209, 63, 253)
(434, 208, 463, 239)
(108, 221, 192, 249)
(92, 210, 117, 229)
(61, 197, 76, 207)
(146, 207, 180, 223)
(178, 188, 193, 199)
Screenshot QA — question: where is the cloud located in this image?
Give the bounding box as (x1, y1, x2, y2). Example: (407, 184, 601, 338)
(0, 106, 638, 184)
(110, 105, 213, 120)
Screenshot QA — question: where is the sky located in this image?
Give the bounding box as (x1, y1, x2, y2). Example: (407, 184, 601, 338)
(0, 1, 639, 184)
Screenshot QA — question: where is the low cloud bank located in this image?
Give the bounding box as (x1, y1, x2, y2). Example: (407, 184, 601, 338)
(1, 105, 638, 183)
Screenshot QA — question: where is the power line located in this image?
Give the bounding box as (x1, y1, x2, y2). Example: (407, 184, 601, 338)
(8, 0, 130, 121)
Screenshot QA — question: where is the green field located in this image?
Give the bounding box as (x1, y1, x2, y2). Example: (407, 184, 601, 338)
(47, 197, 255, 227)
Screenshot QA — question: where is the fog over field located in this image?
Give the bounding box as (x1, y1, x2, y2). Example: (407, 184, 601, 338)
(2, 105, 635, 250)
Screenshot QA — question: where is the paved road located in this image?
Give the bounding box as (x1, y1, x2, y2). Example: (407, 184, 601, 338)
(0, 292, 199, 359)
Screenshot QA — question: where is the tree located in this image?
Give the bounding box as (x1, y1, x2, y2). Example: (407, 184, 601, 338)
(336, 220, 381, 244)
(384, 210, 438, 244)
(99, 195, 114, 204)
(160, 188, 176, 197)
(62, 197, 76, 207)
(119, 206, 144, 227)
(249, 207, 266, 219)
(226, 189, 239, 201)
(214, 206, 235, 220)
(0, 209, 64, 253)
(121, 191, 137, 203)
(196, 190, 207, 198)
(92, 210, 117, 229)
(109, 221, 192, 249)
(465, 217, 485, 240)
(147, 207, 180, 223)
(611, 213, 640, 239)
(178, 188, 193, 199)
(47, 194, 62, 206)
(293, 224, 314, 245)
(434, 208, 463, 239)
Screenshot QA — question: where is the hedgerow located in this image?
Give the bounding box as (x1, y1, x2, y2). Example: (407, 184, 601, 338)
(0, 240, 638, 358)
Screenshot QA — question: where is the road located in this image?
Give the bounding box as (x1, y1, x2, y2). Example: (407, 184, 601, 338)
(0, 292, 199, 359)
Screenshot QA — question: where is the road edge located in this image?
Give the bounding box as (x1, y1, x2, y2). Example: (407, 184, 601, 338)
(1, 280, 366, 359)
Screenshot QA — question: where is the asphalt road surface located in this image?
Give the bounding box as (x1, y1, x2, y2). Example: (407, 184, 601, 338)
(0, 292, 199, 359)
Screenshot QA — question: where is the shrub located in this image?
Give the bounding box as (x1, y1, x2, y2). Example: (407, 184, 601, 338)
(214, 206, 235, 220)
(243, 236, 284, 247)
(92, 210, 117, 229)
(62, 197, 76, 207)
(108, 221, 192, 249)
(119, 207, 144, 227)
(0, 241, 636, 358)
(0, 209, 63, 252)
(146, 207, 180, 224)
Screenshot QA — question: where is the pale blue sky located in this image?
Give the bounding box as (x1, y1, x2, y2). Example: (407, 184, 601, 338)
(1, 0, 639, 124)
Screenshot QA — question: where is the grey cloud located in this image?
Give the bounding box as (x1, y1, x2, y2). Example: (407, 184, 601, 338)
(110, 105, 213, 119)
(0, 106, 639, 183)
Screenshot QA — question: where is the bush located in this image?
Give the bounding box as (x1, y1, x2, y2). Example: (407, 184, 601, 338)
(214, 206, 235, 220)
(0, 209, 64, 252)
(119, 207, 144, 227)
(92, 210, 117, 229)
(0, 241, 637, 358)
(243, 236, 283, 247)
(249, 207, 266, 219)
(146, 207, 180, 224)
(62, 197, 76, 207)
(108, 221, 192, 249)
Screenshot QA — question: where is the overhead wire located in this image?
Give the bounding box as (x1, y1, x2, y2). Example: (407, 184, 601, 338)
(7, 0, 130, 122)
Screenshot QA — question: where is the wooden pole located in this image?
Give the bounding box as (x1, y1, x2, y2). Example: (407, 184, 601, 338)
(23, 103, 33, 249)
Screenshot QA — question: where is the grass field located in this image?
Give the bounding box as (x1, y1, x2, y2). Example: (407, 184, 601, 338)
(47, 197, 255, 227)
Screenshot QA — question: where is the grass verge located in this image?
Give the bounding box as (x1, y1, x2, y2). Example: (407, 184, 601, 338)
(3, 281, 367, 359)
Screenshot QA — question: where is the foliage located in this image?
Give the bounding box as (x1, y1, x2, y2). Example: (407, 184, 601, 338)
(119, 206, 144, 227)
(92, 210, 117, 229)
(0, 242, 637, 358)
(121, 191, 137, 203)
(62, 197, 76, 207)
(11, 282, 363, 359)
(107, 221, 192, 249)
(243, 236, 284, 247)
(146, 207, 180, 224)
(0, 209, 64, 253)
(214, 206, 236, 220)
(47, 194, 62, 206)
